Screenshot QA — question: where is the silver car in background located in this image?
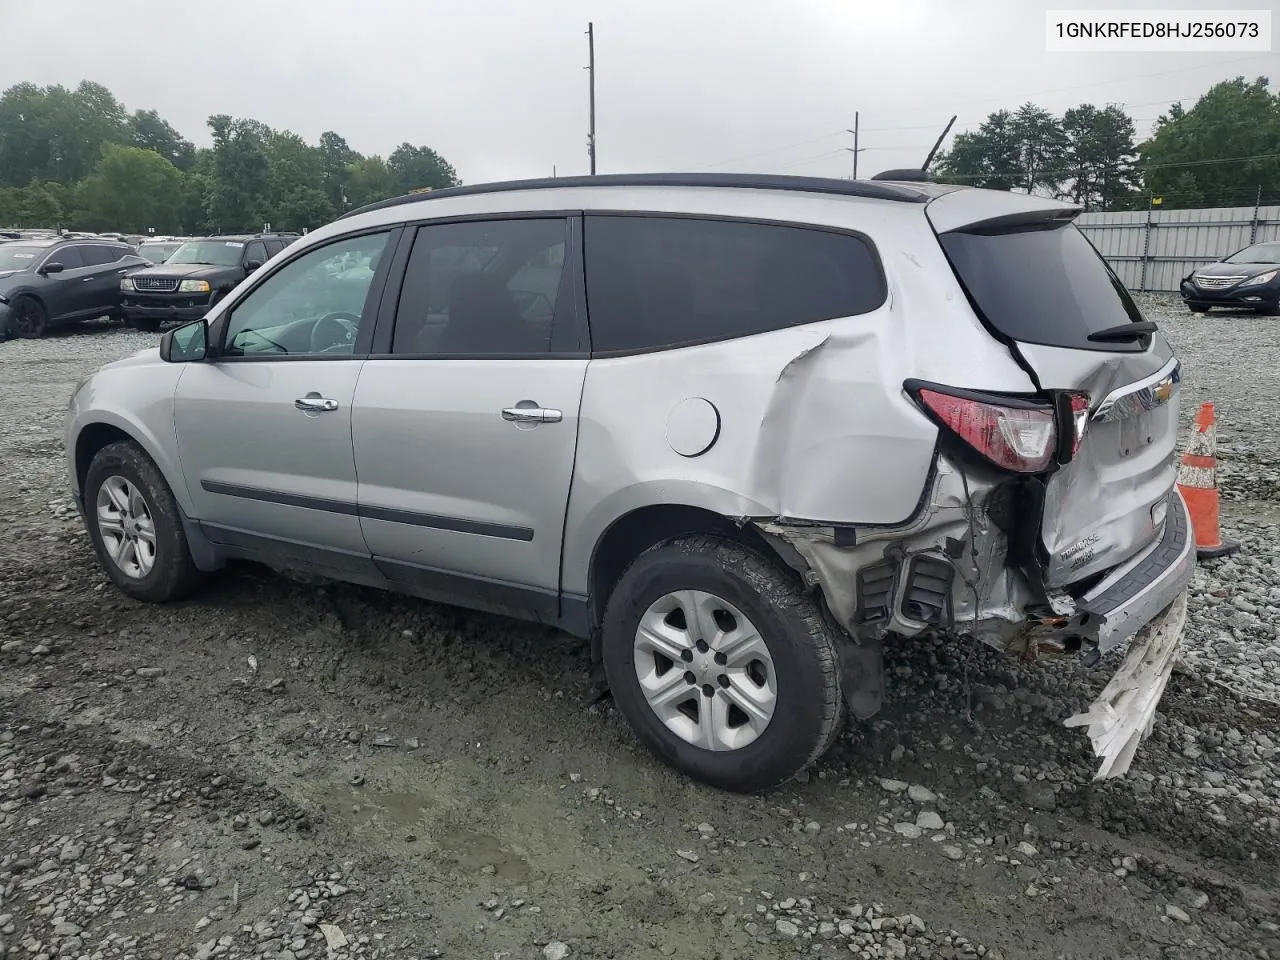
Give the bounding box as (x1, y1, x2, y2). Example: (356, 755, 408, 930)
(65, 173, 1193, 791)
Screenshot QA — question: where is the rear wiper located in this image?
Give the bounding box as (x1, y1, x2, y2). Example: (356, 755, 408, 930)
(1088, 321, 1158, 343)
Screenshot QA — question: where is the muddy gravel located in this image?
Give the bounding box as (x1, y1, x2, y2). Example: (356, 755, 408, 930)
(1, 299, 1278, 960)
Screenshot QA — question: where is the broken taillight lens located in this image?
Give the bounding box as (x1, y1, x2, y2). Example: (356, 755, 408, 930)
(917, 388, 1057, 473)
(1068, 391, 1090, 457)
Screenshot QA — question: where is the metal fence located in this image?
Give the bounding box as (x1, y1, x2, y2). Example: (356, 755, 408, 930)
(1076, 204, 1280, 293)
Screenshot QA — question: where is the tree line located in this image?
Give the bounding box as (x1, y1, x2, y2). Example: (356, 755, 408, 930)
(931, 76, 1280, 211)
(2, 75, 1276, 232)
(0, 81, 460, 234)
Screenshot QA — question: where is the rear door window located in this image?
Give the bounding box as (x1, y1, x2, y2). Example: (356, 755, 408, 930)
(583, 215, 885, 353)
(938, 222, 1145, 352)
(390, 218, 571, 356)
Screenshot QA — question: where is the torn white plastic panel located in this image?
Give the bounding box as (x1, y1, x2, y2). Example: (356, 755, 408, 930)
(1064, 589, 1188, 780)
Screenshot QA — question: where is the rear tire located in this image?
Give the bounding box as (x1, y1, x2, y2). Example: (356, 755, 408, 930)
(601, 534, 842, 792)
(84, 440, 203, 602)
(11, 296, 48, 338)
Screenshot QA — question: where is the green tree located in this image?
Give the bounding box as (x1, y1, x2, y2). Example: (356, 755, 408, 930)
(344, 156, 396, 209)
(933, 110, 1022, 190)
(0, 81, 130, 187)
(319, 131, 359, 213)
(1139, 76, 1280, 208)
(1009, 103, 1068, 195)
(75, 145, 184, 232)
(1061, 104, 1139, 210)
(178, 171, 212, 234)
(4, 183, 65, 227)
(387, 143, 460, 195)
(130, 109, 196, 170)
(275, 187, 335, 231)
(206, 114, 272, 231)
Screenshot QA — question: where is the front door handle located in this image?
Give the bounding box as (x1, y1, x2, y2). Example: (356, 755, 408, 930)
(502, 405, 563, 424)
(295, 397, 339, 412)
(82, 277, 94, 282)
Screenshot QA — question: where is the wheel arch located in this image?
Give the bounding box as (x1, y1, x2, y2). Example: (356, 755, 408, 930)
(72, 413, 192, 517)
(584, 503, 813, 666)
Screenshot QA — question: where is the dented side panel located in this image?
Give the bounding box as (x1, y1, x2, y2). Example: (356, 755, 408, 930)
(559, 193, 1037, 597)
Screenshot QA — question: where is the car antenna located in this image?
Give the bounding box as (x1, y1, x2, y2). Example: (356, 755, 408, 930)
(869, 115, 957, 182)
(922, 115, 957, 172)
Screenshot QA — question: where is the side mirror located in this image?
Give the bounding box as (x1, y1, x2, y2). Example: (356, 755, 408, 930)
(245, 260, 263, 272)
(160, 318, 208, 363)
(38, 262, 65, 275)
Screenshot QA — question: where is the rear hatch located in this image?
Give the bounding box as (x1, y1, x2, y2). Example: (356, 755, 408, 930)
(926, 191, 1180, 589)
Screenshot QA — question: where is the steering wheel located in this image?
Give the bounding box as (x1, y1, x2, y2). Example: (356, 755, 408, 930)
(310, 312, 360, 354)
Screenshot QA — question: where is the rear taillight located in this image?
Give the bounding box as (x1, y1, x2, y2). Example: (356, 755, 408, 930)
(916, 387, 1057, 473)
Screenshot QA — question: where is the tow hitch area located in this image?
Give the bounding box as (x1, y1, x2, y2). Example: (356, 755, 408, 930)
(1065, 589, 1189, 780)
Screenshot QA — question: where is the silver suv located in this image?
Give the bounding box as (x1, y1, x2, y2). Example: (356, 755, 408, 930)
(65, 173, 1194, 791)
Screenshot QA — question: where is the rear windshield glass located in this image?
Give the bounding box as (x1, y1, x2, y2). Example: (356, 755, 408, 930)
(938, 222, 1145, 352)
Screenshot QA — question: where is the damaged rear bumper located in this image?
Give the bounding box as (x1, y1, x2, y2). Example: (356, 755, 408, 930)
(757, 456, 1195, 776)
(757, 457, 1195, 659)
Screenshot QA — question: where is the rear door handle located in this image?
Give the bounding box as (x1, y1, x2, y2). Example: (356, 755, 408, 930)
(502, 406, 563, 424)
(295, 397, 339, 412)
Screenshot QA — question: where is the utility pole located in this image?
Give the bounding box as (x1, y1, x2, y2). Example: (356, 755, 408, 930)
(586, 22, 597, 175)
(844, 112, 863, 179)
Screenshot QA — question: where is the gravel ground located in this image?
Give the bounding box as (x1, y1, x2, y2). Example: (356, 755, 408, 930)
(1, 298, 1278, 960)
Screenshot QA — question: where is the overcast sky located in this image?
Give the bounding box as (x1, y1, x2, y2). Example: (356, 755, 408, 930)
(4, 0, 1277, 184)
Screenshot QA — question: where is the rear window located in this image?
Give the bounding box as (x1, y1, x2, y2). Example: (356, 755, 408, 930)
(938, 222, 1145, 352)
(584, 215, 886, 353)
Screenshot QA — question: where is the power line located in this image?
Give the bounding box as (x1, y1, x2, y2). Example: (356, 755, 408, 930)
(937, 152, 1280, 182)
(700, 131, 846, 169)
(773, 148, 849, 170)
(694, 56, 1275, 172)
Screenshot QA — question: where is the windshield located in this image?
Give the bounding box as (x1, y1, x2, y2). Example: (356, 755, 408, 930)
(166, 240, 245, 267)
(1225, 241, 1280, 265)
(139, 242, 182, 264)
(0, 245, 47, 271)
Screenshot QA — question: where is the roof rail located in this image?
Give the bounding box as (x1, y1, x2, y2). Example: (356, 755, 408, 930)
(340, 172, 935, 220)
(870, 168, 931, 182)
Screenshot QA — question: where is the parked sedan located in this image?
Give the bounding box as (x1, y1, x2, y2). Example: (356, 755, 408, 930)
(1180, 240, 1280, 315)
(0, 238, 148, 338)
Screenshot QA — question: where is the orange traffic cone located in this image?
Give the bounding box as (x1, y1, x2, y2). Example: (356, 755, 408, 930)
(1176, 402, 1239, 560)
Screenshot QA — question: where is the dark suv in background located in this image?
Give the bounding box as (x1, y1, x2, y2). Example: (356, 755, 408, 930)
(121, 233, 297, 331)
(0, 237, 147, 338)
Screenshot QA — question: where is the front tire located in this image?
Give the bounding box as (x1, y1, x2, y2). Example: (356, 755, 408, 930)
(1186, 303, 1208, 314)
(128, 316, 162, 332)
(11, 296, 48, 338)
(601, 535, 842, 792)
(84, 441, 203, 602)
